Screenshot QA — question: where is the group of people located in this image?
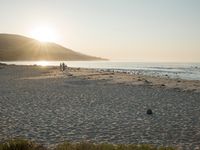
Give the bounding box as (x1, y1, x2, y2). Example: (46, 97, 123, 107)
(60, 62, 67, 71)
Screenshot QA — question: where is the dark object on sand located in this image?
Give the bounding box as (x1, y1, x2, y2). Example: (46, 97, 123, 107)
(147, 109, 153, 115)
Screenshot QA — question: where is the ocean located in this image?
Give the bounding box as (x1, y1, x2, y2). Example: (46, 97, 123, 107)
(1, 61, 200, 80)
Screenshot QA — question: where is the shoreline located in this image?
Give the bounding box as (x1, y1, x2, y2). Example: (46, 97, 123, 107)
(71, 67, 200, 93)
(1, 63, 200, 92)
(1, 61, 200, 81)
(0, 64, 200, 149)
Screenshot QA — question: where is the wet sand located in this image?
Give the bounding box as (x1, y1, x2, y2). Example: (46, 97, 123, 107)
(0, 65, 200, 150)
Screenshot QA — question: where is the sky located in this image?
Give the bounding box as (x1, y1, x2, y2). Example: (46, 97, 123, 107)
(0, 0, 200, 62)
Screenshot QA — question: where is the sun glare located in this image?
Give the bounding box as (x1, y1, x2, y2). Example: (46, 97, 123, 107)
(30, 26, 58, 42)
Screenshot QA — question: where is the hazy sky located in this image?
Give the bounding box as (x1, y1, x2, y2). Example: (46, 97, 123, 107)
(1, 0, 200, 62)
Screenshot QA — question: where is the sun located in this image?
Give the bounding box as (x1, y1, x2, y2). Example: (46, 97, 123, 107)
(30, 26, 58, 42)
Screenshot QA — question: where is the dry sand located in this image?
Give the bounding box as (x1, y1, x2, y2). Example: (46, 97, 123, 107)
(0, 64, 200, 149)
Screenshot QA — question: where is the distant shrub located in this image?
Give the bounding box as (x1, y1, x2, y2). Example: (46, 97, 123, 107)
(0, 139, 45, 150)
(55, 142, 176, 150)
(0, 139, 176, 150)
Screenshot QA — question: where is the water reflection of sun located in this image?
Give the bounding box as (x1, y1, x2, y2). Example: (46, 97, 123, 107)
(36, 61, 49, 66)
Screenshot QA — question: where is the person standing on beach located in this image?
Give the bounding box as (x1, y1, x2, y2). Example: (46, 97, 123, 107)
(62, 63, 65, 71)
(60, 63, 62, 71)
(63, 62, 67, 71)
(60, 62, 68, 72)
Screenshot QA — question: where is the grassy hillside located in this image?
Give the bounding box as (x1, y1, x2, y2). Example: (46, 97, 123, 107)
(0, 34, 105, 61)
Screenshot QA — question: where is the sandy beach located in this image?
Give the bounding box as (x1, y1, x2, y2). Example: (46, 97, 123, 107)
(0, 64, 200, 149)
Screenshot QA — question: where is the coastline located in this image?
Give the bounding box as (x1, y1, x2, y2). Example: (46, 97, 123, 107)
(1, 63, 200, 92)
(70, 67, 200, 93)
(0, 64, 200, 149)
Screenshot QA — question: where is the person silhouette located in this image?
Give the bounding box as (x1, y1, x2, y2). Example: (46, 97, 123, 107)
(62, 63, 65, 71)
(60, 63, 62, 71)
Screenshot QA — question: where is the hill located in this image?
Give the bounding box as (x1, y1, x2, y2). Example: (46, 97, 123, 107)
(0, 34, 105, 61)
